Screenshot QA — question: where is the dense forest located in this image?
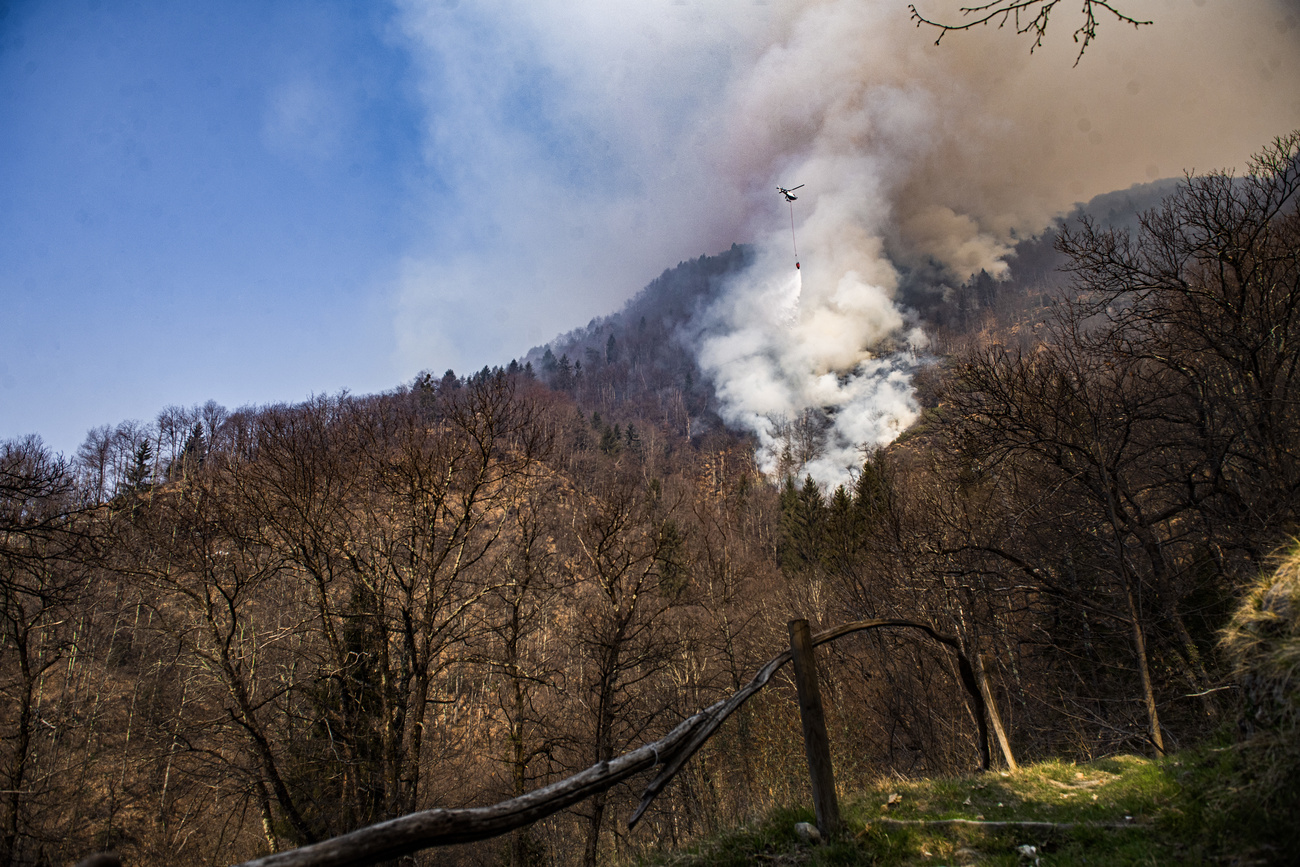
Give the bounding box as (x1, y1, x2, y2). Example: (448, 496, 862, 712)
(3, 133, 1298, 867)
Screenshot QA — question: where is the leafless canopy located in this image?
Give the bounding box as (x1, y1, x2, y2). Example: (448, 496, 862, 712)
(232, 619, 989, 867)
(908, 1, 1152, 63)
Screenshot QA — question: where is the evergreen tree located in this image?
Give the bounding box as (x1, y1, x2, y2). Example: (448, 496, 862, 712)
(599, 425, 622, 456)
(653, 519, 687, 597)
(554, 354, 575, 391)
(177, 422, 205, 478)
(779, 475, 824, 576)
(413, 371, 436, 393)
(124, 440, 153, 493)
(572, 408, 591, 452)
(854, 453, 890, 521)
(821, 483, 863, 579)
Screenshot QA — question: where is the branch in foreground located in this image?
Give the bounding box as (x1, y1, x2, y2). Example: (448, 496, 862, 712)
(908, 1, 1151, 63)
(232, 619, 989, 867)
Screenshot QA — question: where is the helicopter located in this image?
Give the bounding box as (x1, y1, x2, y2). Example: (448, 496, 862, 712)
(778, 185, 804, 268)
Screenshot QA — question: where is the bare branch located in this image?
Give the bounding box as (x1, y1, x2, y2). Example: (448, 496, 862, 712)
(233, 619, 990, 867)
(908, 0, 1152, 64)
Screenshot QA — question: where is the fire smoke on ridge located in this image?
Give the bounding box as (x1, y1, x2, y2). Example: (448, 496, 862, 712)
(396, 0, 1300, 485)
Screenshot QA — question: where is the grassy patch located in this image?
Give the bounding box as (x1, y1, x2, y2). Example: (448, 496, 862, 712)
(643, 750, 1290, 865)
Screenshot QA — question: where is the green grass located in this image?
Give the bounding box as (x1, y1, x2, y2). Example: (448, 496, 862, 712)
(644, 749, 1292, 866)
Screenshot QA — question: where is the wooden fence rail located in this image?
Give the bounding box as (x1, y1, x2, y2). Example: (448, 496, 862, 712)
(232, 618, 990, 867)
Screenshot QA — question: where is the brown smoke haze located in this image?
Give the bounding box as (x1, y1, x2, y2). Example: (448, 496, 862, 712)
(395, 0, 1300, 482)
(719, 0, 1300, 285)
(694, 0, 1300, 483)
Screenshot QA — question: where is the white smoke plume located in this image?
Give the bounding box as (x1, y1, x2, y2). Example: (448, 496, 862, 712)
(692, 243, 925, 488)
(396, 0, 1300, 486)
(692, 0, 1300, 487)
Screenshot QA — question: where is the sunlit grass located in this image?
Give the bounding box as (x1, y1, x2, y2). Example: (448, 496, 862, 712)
(643, 749, 1290, 865)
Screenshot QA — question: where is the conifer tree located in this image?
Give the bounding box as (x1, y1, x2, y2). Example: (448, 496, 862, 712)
(779, 475, 824, 576)
(124, 440, 153, 493)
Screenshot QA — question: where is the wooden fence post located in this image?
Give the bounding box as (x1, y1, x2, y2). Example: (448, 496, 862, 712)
(788, 618, 841, 840)
(232, 618, 985, 867)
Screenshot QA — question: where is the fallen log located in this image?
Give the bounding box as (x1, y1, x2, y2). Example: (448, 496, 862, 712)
(873, 817, 1144, 831)
(234, 619, 988, 867)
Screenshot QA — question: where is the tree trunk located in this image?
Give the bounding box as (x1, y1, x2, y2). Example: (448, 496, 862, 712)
(582, 793, 607, 867)
(508, 617, 533, 867)
(1124, 581, 1164, 754)
(972, 649, 1017, 770)
(257, 780, 281, 855)
(0, 628, 34, 867)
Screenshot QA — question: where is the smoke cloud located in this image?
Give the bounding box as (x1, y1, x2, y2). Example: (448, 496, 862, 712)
(396, 0, 1300, 484)
(691, 243, 926, 487)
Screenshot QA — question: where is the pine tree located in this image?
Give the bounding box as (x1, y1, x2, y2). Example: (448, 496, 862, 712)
(779, 475, 824, 576)
(124, 440, 154, 493)
(654, 519, 687, 596)
(413, 371, 436, 393)
(854, 454, 890, 521)
(554, 355, 574, 391)
(821, 483, 863, 578)
(178, 422, 205, 478)
(599, 425, 622, 456)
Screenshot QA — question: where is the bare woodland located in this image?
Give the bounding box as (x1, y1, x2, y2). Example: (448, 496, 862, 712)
(2, 132, 1297, 866)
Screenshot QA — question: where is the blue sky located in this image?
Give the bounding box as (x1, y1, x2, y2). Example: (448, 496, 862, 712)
(1, 0, 758, 457)
(3, 0, 1298, 459)
(1, 0, 430, 455)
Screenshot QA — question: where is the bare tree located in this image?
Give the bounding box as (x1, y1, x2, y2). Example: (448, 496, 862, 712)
(920, 133, 1300, 755)
(908, 0, 1151, 63)
(211, 374, 554, 842)
(113, 450, 320, 852)
(1058, 131, 1300, 563)
(0, 438, 95, 867)
(471, 479, 570, 867)
(560, 466, 695, 867)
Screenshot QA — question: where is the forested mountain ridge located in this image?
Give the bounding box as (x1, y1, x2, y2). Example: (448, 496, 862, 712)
(520, 177, 1185, 442)
(2, 135, 1298, 866)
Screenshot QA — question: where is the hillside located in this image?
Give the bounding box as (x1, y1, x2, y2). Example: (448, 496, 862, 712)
(2, 138, 1297, 867)
(522, 178, 1185, 447)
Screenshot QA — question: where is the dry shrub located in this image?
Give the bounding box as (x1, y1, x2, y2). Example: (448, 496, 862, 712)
(1220, 544, 1300, 815)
